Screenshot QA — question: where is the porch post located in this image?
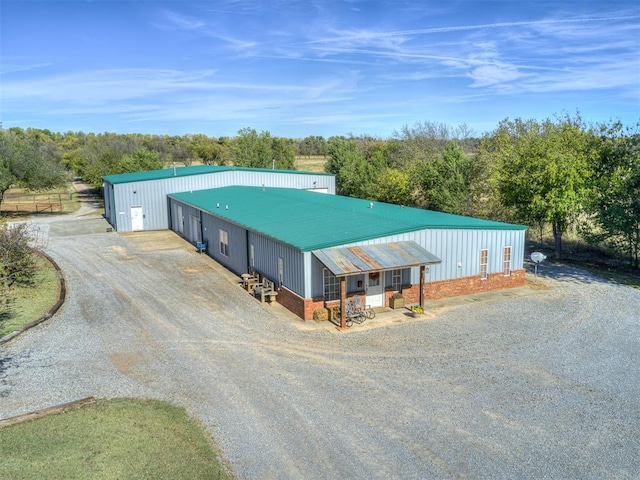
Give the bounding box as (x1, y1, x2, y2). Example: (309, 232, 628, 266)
(419, 265, 425, 310)
(339, 276, 347, 330)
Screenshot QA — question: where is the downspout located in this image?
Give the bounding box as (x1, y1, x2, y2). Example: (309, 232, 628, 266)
(199, 210, 204, 246)
(338, 276, 347, 330)
(246, 230, 251, 273)
(419, 265, 426, 311)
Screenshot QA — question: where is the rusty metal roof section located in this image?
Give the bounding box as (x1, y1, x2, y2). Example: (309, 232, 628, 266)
(313, 241, 441, 276)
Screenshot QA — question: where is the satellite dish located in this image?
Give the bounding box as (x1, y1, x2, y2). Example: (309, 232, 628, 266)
(530, 252, 546, 278)
(530, 252, 546, 264)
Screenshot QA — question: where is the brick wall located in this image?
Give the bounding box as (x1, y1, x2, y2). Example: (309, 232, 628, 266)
(425, 269, 525, 300)
(277, 286, 306, 318)
(398, 270, 526, 305)
(280, 269, 526, 320)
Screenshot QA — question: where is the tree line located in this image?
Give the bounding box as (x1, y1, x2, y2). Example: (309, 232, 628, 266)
(0, 116, 638, 268)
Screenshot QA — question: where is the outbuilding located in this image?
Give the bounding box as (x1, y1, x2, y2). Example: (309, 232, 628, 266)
(167, 186, 527, 322)
(102, 165, 335, 232)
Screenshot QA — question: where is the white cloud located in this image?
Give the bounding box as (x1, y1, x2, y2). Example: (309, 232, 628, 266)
(468, 64, 530, 88)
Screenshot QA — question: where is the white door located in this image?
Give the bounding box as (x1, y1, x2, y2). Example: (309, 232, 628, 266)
(131, 206, 144, 231)
(190, 215, 201, 243)
(175, 205, 184, 234)
(365, 271, 384, 308)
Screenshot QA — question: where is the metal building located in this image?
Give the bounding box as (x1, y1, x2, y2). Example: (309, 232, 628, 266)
(167, 186, 527, 321)
(102, 165, 335, 232)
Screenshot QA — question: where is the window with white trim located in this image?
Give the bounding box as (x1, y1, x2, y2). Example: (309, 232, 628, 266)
(503, 246, 512, 276)
(323, 268, 339, 301)
(219, 229, 229, 257)
(392, 269, 402, 292)
(278, 257, 284, 285)
(250, 244, 255, 268)
(480, 249, 488, 280)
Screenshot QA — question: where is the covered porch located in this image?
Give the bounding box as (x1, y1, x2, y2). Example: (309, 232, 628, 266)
(313, 241, 441, 330)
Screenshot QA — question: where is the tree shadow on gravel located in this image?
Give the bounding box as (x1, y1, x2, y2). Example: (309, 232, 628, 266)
(0, 353, 14, 399)
(525, 261, 619, 286)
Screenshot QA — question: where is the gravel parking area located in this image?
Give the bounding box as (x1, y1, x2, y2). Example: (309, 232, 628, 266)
(1, 206, 639, 479)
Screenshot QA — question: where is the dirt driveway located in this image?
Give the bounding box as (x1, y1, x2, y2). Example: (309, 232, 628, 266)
(1, 211, 639, 479)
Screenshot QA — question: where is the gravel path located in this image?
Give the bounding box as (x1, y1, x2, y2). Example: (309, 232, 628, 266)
(1, 198, 639, 479)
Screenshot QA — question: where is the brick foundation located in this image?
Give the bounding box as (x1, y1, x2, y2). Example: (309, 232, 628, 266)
(279, 270, 526, 321)
(424, 269, 525, 300)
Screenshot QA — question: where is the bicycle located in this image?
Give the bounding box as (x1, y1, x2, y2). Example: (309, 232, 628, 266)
(351, 296, 376, 320)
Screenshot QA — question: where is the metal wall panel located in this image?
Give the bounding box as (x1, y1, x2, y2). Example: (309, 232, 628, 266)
(102, 182, 116, 228)
(333, 228, 525, 286)
(201, 210, 247, 276)
(248, 232, 305, 295)
(106, 171, 335, 232)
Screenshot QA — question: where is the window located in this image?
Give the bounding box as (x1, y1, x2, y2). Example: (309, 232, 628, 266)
(278, 257, 284, 285)
(480, 249, 488, 280)
(323, 268, 340, 301)
(391, 269, 402, 292)
(219, 229, 229, 257)
(250, 244, 255, 268)
(503, 246, 512, 276)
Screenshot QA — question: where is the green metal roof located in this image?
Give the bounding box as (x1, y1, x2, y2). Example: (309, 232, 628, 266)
(102, 165, 332, 184)
(168, 186, 527, 251)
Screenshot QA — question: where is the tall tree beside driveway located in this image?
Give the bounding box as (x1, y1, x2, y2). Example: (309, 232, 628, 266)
(587, 121, 640, 268)
(479, 115, 597, 259)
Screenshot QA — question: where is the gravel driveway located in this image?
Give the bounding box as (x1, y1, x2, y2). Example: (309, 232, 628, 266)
(1, 202, 639, 479)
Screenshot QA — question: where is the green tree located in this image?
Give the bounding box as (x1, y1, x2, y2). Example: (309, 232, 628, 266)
(0, 129, 67, 207)
(231, 128, 295, 169)
(373, 167, 412, 205)
(586, 121, 640, 268)
(414, 141, 473, 214)
(189, 134, 226, 165)
(118, 148, 163, 174)
(481, 114, 596, 258)
(0, 223, 37, 298)
(297, 136, 328, 157)
(326, 137, 386, 198)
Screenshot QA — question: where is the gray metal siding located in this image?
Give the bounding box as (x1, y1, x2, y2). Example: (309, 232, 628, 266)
(201, 213, 247, 276)
(107, 171, 335, 232)
(249, 232, 305, 295)
(103, 182, 116, 229)
(178, 204, 202, 244)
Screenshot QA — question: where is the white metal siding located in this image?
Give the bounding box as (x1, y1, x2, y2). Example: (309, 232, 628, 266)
(311, 228, 526, 291)
(107, 171, 335, 232)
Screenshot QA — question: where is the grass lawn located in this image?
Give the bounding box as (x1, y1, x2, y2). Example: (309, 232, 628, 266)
(0, 398, 230, 480)
(0, 252, 60, 338)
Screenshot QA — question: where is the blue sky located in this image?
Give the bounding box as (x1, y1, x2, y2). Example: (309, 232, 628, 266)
(1, 0, 638, 138)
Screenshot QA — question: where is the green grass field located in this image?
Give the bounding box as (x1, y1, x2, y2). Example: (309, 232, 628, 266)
(0, 398, 230, 480)
(0, 252, 60, 338)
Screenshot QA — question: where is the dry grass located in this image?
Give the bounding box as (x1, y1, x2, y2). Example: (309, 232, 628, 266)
(1, 185, 81, 216)
(295, 155, 327, 173)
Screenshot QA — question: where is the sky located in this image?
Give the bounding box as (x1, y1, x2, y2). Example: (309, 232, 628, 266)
(1, 0, 639, 138)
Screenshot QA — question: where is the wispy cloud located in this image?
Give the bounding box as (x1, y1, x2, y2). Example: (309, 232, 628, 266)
(0, 62, 53, 74)
(2, 69, 216, 104)
(2, 1, 637, 135)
